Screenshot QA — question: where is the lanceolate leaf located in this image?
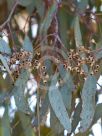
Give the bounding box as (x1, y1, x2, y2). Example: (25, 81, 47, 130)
(23, 36, 33, 52)
(13, 69, 31, 113)
(32, 93, 50, 127)
(40, 1, 57, 36)
(71, 101, 82, 133)
(58, 64, 75, 91)
(58, 64, 75, 111)
(80, 75, 97, 132)
(48, 75, 71, 133)
(74, 16, 83, 47)
(58, 7, 70, 48)
(50, 107, 64, 135)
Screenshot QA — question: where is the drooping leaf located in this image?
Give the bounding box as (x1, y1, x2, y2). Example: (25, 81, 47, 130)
(13, 69, 31, 114)
(74, 16, 83, 47)
(39, 93, 49, 121)
(48, 75, 71, 133)
(40, 1, 57, 36)
(80, 75, 97, 132)
(23, 36, 33, 52)
(50, 107, 64, 135)
(58, 64, 75, 111)
(1, 105, 11, 136)
(32, 93, 50, 127)
(58, 7, 70, 48)
(0, 38, 11, 54)
(71, 101, 82, 133)
(58, 64, 75, 91)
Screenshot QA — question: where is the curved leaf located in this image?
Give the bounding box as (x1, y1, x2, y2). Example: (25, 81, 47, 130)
(13, 69, 31, 114)
(80, 75, 97, 132)
(58, 7, 70, 48)
(48, 75, 71, 133)
(23, 36, 33, 52)
(40, 1, 57, 36)
(71, 101, 82, 133)
(74, 16, 83, 47)
(58, 64, 75, 111)
(50, 107, 64, 135)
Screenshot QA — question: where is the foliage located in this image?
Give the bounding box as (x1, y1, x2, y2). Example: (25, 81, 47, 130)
(0, 0, 102, 136)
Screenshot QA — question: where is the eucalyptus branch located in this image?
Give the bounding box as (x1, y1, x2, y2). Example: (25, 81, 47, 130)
(0, 0, 18, 30)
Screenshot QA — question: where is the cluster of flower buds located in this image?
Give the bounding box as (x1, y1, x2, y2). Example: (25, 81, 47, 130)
(9, 49, 32, 80)
(9, 46, 100, 83)
(64, 46, 99, 77)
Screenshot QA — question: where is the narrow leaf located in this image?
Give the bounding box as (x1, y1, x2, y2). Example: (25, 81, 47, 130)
(49, 75, 71, 133)
(13, 69, 31, 113)
(71, 101, 82, 133)
(80, 75, 97, 132)
(32, 93, 49, 127)
(40, 1, 57, 35)
(74, 16, 83, 47)
(23, 36, 33, 52)
(58, 7, 70, 48)
(58, 64, 75, 111)
(50, 107, 64, 135)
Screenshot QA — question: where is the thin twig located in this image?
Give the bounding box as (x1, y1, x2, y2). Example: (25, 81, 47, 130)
(7, 23, 16, 48)
(97, 82, 102, 89)
(23, 15, 30, 33)
(0, 0, 18, 30)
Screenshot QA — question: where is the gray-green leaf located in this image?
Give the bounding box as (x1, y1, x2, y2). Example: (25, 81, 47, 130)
(1, 106, 11, 136)
(0, 38, 11, 54)
(80, 75, 97, 132)
(74, 16, 83, 47)
(23, 36, 33, 52)
(19, 0, 33, 6)
(49, 75, 71, 133)
(13, 69, 31, 113)
(40, 1, 57, 36)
